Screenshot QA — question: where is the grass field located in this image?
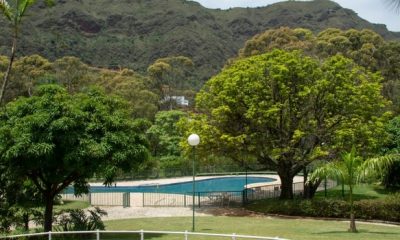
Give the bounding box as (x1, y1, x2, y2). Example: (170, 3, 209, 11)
(54, 200, 90, 211)
(104, 216, 400, 240)
(314, 184, 397, 200)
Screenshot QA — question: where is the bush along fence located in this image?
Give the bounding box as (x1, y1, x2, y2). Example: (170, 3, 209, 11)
(246, 193, 400, 223)
(60, 180, 337, 208)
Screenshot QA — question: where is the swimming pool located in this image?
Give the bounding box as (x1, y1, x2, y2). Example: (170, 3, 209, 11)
(67, 176, 275, 194)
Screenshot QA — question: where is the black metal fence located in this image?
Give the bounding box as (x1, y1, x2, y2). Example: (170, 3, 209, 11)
(60, 180, 337, 207)
(142, 191, 244, 207)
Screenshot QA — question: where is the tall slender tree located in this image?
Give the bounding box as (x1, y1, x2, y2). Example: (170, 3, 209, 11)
(309, 148, 395, 232)
(0, 0, 54, 104)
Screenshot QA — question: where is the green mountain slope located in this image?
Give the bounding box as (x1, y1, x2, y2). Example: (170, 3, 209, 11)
(0, 0, 398, 83)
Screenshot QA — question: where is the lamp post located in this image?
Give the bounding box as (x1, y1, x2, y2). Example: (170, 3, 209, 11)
(187, 133, 200, 232)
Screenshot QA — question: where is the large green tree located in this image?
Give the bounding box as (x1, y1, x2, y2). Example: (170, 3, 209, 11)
(194, 50, 390, 199)
(239, 27, 400, 113)
(0, 85, 149, 231)
(147, 110, 187, 158)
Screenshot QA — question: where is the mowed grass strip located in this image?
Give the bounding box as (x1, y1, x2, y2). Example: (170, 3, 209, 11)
(314, 184, 397, 200)
(54, 200, 90, 211)
(104, 216, 400, 240)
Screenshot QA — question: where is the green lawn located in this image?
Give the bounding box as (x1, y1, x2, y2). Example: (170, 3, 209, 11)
(314, 184, 397, 200)
(104, 216, 400, 240)
(54, 200, 90, 211)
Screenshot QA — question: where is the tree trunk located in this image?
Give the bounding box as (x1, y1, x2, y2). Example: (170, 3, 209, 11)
(43, 192, 54, 232)
(348, 185, 357, 232)
(0, 36, 17, 105)
(303, 181, 320, 199)
(278, 170, 294, 199)
(23, 213, 29, 232)
(349, 213, 357, 232)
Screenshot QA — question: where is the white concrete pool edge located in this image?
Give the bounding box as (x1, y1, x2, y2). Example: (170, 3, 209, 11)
(89, 174, 303, 189)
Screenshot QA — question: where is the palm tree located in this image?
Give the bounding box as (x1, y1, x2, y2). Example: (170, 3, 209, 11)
(386, 0, 400, 11)
(309, 147, 395, 232)
(0, 0, 54, 105)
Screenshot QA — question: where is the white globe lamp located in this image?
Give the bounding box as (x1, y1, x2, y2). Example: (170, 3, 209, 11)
(188, 133, 200, 146)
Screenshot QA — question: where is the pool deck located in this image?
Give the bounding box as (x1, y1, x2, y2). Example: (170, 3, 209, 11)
(90, 174, 303, 188)
(61, 175, 304, 207)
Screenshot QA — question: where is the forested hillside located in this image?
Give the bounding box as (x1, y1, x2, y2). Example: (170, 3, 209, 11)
(0, 0, 399, 85)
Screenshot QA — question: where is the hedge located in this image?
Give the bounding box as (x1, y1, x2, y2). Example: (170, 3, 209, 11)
(246, 193, 400, 222)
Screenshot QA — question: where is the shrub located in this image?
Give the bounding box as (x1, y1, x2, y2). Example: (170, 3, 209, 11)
(54, 207, 107, 231)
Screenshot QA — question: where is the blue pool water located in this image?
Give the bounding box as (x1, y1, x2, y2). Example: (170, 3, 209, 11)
(67, 176, 274, 194)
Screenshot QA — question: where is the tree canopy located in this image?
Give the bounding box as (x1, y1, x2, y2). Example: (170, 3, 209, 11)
(193, 49, 390, 199)
(147, 56, 194, 110)
(239, 27, 400, 112)
(0, 85, 149, 231)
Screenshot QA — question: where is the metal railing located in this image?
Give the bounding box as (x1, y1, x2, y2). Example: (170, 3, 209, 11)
(0, 230, 289, 240)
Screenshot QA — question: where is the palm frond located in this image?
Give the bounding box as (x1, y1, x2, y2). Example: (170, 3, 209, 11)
(385, 0, 400, 13)
(0, 0, 12, 21)
(16, 0, 36, 24)
(358, 154, 398, 182)
(308, 161, 343, 183)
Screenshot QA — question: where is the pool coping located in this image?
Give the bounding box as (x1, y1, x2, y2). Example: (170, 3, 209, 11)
(89, 174, 304, 189)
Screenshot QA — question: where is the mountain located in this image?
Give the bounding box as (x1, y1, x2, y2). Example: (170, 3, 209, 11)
(0, 0, 399, 84)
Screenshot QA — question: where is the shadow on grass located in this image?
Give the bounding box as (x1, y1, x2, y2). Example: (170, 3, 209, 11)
(316, 190, 380, 200)
(374, 186, 400, 195)
(100, 232, 166, 240)
(314, 185, 398, 201)
(48, 232, 167, 240)
(313, 229, 400, 235)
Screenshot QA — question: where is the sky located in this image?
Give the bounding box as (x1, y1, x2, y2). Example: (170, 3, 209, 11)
(191, 0, 400, 32)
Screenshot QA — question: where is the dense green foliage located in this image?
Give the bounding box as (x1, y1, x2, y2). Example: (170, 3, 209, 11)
(147, 111, 185, 154)
(55, 207, 107, 231)
(0, 0, 398, 84)
(192, 49, 390, 199)
(0, 85, 149, 231)
(381, 116, 400, 187)
(247, 194, 400, 223)
(0, 54, 159, 119)
(147, 56, 194, 110)
(239, 27, 400, 112)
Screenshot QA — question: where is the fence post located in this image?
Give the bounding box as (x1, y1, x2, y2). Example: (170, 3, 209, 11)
(184, 193, 187, 207)
(96, 229, 100, 240)
(142, 192, 145, 207)
(140, 229, 144, 240)
(184, 230, 188, 240)
(89, 193, 92, 205)
(48, 231, 51, 240)
(232, 233, 236, 240)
